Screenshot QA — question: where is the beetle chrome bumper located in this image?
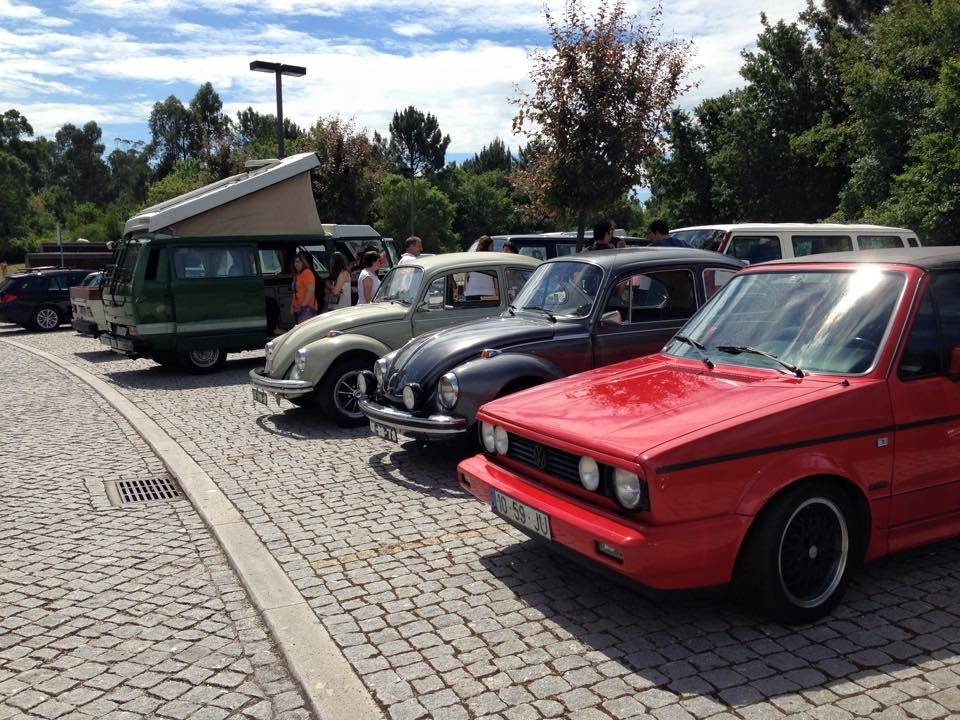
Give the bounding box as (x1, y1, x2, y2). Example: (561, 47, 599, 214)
(358, 397, 469, 438)
(248, 367, 314, 398)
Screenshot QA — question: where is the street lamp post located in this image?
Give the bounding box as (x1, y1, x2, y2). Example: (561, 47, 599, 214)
(249, 60, 306, 159)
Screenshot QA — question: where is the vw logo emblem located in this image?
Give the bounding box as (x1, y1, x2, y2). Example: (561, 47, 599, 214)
(533, 444, 548, 470)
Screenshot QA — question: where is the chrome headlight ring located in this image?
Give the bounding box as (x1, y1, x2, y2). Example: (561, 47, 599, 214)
(295, 348, 307, 374)
(437, 372, 460, 410)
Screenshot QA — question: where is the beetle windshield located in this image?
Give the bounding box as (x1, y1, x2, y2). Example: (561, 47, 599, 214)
(665, 268, 906, 374)
(511, 261, 603, 318)
(374, 266, 423, 305)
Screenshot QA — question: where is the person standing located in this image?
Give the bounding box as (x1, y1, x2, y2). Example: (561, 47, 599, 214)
(291, 251, 319, 324)
(357, 251, 382, 304)
(647, 219, 690, 247)
(324, 251, 352, 311)
(397, 236, 423, 265)
(589, 219, 614, 251)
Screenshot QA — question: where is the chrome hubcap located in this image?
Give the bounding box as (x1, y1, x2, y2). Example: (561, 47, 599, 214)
(37, 308, 58, 329)
(334, 371, 362, 418)
(188, 349, 220, 368)
(778, 497, 848, 609)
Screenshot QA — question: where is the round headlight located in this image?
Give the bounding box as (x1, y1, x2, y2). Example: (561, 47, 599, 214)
(357, 373, 368, 396)
(579, 456, 600, 492)
(480, 422, 496, 453)
(402, 385, 416, 410)
(295, 348, 307, 373)
(613, 468, 644, 510)
(437, 372, 459, 410)
(494, 425, 509, 455)
(374, 357, 389, 385)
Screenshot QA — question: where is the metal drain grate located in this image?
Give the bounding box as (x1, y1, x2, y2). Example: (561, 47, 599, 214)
(105, 476, 182, 506)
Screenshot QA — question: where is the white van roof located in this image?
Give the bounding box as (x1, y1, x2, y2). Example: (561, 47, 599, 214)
(673, 223, 918, 236)
(124, 152, 323, 237)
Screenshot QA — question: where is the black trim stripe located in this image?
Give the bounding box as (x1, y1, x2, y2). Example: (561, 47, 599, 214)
(655, 412, 960, 474)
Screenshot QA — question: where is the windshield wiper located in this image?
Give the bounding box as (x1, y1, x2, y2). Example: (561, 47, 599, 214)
(674, 335, 714, 369)
(521, 306, 556, 322)
(716, 345, 805, 378)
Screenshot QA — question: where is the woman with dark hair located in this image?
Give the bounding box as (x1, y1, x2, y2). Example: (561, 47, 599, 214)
(291, 251, 319, 323)
(476, 235, 494, 252)
(324, 251, 352, 311)
(502, 241, 519, 254)
(357, 250, 382, 304)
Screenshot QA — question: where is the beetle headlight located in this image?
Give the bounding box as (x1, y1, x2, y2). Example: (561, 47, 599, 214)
(578, 456, 600, 492)
(402, 384, 418, 410)
(265, 340, 275, 369)
(613, 468, 647, 510)
(494, 425, 509, 455)
(357, 371, 376, 397)
(437, 372, 459, 410)
(295, 348, 307, 373)
(480, 422, 496, 453)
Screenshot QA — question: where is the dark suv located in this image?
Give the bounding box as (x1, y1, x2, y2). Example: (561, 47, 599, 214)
(0, 268, 90, 331)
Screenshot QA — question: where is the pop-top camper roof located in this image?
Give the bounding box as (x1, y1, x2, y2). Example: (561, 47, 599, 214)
(123, 152, 324, 238)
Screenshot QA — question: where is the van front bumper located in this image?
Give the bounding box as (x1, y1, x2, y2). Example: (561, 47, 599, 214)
(458, 454, 749, 590)
(248, 367, 314, 398)
(100, 332, 140, 357)
(358, 397, 469, 439)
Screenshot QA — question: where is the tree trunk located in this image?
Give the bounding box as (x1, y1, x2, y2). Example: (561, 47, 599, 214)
(575, 209, 588, 252)
(408, 174, 416, 235)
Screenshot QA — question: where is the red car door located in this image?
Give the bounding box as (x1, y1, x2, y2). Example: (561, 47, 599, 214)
(889, 272, 960, 539)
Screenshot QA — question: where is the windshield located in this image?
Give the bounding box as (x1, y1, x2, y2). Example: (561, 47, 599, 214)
(665, 268, 906, 375)
(673, 229, 725, 251)
(374, 266, 423, 305)
(512, 261, 603, 318)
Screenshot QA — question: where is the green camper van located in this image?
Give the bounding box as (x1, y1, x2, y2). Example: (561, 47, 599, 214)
(100, 153, 395, 372)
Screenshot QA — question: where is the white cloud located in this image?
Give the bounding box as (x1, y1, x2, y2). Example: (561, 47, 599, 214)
(391, 21, 434, 37)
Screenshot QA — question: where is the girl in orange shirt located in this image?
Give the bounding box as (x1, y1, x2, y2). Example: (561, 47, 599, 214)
(291, 252, 318, 324)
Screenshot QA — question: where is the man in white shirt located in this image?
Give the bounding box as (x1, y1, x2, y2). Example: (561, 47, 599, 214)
(397, 236, 422, 265)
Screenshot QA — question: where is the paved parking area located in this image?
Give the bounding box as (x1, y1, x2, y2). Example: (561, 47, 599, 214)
(7, 325, 960, 720)
(0, 341, 308, 720)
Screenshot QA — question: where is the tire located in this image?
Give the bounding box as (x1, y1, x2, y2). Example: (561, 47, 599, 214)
(177, 348, 227, 374)
(317, 355, 372, 427)
(733, 481, 860, 624)
(31, 305, 62, 332)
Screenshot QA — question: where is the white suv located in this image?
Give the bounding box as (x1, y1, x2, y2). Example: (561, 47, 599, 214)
(671, 223, 920, 264)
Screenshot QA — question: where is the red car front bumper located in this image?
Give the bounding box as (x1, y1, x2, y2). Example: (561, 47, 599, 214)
(458, 454, 750, 590)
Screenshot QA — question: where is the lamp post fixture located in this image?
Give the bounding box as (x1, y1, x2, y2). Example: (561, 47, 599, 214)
(249, 60, 306, 159)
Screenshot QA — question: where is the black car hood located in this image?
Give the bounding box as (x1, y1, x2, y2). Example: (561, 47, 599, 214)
(386, 315, 557, 395)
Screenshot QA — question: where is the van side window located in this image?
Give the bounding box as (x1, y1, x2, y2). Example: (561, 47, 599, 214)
(908, 237, 920, 248)
(791, 235, 852, 256)
(144, 248, 161, 281)
(703, 268, 737, 299)
(730, 236, 781, 264)
(857, 235, 903, 250)
(173, 247, 256, 279)
(258, 249, 284, 276)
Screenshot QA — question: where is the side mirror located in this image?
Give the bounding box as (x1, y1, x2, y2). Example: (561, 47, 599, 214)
(599, 310, 622, 328)
(949, 347, 960, 380)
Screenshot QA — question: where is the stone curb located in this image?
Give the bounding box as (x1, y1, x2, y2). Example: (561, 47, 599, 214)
(2, 339, 384, 720)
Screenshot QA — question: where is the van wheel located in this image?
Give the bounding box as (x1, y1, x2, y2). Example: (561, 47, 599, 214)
(318, 356, 370, 427)
(734, 481, 858, 624)
(31, 305, 62, 331)
(178, 348, 227, 374)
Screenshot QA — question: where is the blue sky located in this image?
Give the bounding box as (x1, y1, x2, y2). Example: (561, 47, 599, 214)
(1, 0, 807, 159)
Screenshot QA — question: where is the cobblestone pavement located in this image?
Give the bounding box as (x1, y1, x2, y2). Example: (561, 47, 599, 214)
(9, 326, 960, 720)
(0, 341, 309, 720)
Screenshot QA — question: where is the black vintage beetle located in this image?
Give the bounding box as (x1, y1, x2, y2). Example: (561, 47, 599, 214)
(357, 247, 745, 443)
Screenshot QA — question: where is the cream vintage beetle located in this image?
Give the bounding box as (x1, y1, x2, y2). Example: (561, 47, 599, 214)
(249, 252, 540, 425)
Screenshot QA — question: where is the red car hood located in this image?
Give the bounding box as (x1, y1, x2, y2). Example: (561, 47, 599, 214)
(479, 355, 842, 462)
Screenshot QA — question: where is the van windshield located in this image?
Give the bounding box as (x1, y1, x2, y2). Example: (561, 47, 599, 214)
(374, 266, 422, 305)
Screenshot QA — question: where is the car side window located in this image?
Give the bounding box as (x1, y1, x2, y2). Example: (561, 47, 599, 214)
(602, 270, 697, 326)
(47, 276, 66, 291)
(792, 235, 853, 256)
(899, 289, 941, 380)
(730, 236, 782, 264)
(932, 273, 960, 354)
(703, 268, 737, 299)
(423, 275, 447, 311)
(519, 245, 547, 261)
(173, 246, 256, 279)
(506, 269, 534, 303)
(459, 270, 501, 307)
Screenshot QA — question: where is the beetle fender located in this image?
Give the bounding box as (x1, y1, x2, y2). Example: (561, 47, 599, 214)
(300, 334, 391, 385)
(452, 352, 565, 422)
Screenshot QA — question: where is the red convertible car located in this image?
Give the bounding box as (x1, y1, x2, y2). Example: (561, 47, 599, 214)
(458, 248, 960, 622)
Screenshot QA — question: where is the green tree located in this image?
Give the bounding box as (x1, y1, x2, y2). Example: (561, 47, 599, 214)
(52, 121, 110, 208)
(461, 138, 513, 174)
(145, 158, 203, 206)
(148, 95, 196, 177)
(374, 174, 457, 252)
(387, 106, 451, 234)
(235, 107, 303, 149)
(108, 140, 151, 212)
(0, 152, 31, 246)
(189, 82, 233, 177)
(644, 109, 715, 226)
(450, 168, 515, 244)
(513, 0, 695, 249)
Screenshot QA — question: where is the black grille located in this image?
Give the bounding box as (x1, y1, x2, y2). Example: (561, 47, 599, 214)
(507, 434, 581, 486)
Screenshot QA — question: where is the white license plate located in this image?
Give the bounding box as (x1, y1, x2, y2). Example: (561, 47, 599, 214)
(252, 388, 268, 406)
(491, 490, 551, 540)
(114, 325, 127, 337)
(370, 420, 398, 442)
